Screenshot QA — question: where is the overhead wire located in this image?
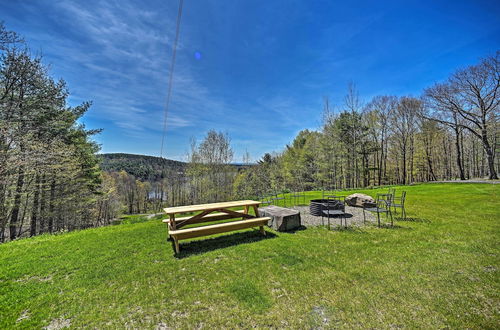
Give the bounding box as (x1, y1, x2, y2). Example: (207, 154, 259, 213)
(159, 0, 184, 158)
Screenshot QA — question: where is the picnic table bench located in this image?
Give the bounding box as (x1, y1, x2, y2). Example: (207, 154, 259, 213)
(163, 200, 270, 253)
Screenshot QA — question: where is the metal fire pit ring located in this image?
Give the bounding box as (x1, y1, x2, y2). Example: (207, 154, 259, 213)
(309, 199, 344, 217)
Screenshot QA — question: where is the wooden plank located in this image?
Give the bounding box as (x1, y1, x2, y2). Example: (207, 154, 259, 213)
(216, 208, 254, 219)
(162, 210, 247, 224)
(176, 209, 212, 228)
(169, 217, 270, 240)
(164, 200, 261, 215)
(175, 210, 253, 229)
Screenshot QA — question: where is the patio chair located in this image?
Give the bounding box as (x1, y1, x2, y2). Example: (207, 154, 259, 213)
(363, 196, 393, 227)
(271, 192, 286, 207)
(322, 187, 336, 199)
(322, 197, 347, 228)
(259, 194, 273, 206)
(291, 190, 306, 206)
(376, 192, 392, 203)
(390, 191, 407, 220)
(327, 194, 345, 202)
(290, 191, 300, 205)
(386, 186, 395, 198)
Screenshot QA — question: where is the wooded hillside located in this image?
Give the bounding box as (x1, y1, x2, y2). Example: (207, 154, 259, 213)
(98, 153, 186, 181)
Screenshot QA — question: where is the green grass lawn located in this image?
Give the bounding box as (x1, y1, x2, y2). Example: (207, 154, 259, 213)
(1, 183, 499, 328)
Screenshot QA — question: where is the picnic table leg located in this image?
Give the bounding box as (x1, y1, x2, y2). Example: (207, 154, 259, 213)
(259, 225, 266, 235)
(243, 205, 249, 219)
(173, 237, 180, 254)
(252, 205, 260, 217)
(169, 214, 176, 230)
(166, 223, 172, 241)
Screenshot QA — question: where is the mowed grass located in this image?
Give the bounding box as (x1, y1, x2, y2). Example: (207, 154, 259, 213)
(0, 184, 499, 328)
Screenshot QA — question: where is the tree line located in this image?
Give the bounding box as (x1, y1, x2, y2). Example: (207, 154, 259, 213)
(233, 52, 499, 196)
(104, 68, 500, 213)
(0, 23, 116, 242)
(146, 53, 499, 205)
(0, 22, 497, 242)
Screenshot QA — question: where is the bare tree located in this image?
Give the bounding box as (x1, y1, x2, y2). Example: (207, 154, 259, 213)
(391, 97, 420, 184)
(365, 95, 397, 185)
(188, 130, 235, 203)
(0, 22, 23, 51)
(344, 82, 363, 186)
(424, 52, 499, 179)
(242, 149, 251, 165)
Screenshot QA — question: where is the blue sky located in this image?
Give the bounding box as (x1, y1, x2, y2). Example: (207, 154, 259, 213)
(1, 0, 499, 161)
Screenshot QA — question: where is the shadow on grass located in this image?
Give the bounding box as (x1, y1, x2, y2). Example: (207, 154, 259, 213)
(280, 225, 307, 233)
(377, 223, 409, 229)
(396, 216, 431, 223)
(330, 225, 368, 233)
(173, 230, 278, 259)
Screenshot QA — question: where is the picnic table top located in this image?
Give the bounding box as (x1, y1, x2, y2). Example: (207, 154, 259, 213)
(164, 200, 261, 215)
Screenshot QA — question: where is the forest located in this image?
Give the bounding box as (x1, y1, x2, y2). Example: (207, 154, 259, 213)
(1, 23, 498, 242)
(99, 153, 186, 181)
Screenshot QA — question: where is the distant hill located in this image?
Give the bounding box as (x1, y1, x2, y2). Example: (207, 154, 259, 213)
(99, 153, 253, 181)
(98, 153, 187, 181)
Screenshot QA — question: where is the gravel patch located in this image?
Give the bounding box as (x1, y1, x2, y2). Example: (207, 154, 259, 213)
(290, 205, 376, 227)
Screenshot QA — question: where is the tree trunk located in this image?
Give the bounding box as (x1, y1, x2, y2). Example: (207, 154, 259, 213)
(485, 146, 498, 179)
(39, 174, 47, 233)
(425, 143, 437, 181)
(401, 143, 407, 185)
(409, 136, 415, 184)
(454, 128, 466, 180)
(481, 130, 498, 179)
(48, 179, 56, 233)
(378, 136, 384, 186)
(9, 167, 25, 240)
(30, 174, 41, 236)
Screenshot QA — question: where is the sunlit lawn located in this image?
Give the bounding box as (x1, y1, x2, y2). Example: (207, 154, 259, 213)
(0, 183, 498, 328)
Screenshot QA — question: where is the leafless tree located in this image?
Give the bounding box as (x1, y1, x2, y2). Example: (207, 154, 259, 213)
(365, 95, 397, 185)
(424, 51, 499, 179)
(391, 97, 420, 184)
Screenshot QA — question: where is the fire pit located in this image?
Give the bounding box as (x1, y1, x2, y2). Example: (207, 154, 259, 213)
(309, 199, 345, 216)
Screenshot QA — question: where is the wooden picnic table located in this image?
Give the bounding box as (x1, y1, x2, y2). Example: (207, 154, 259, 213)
(163, 200, 270, 253)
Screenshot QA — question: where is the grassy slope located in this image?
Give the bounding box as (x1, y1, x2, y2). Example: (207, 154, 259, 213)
(0, 184, 498, 328)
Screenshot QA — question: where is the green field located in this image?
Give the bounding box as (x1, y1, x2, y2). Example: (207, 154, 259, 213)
(1, 183, 499, 328)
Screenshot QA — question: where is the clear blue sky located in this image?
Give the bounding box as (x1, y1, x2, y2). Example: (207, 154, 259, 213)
(1, 0, 499, 161)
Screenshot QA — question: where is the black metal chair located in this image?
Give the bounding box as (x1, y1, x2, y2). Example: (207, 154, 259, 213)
(322, 187, 336, 200)
(390, 191, 407, 220)
(271, 192, 285, 207)
(363, 196, 393, 227)
(290, 191, 300, 206)
(322, 197, 347, 229)
(291, 190, 306, 206)
(327, 194, 345, 202)
(259, 194, 273, 206)
(376, 191, 392, 202)
(387, 188, 395, 197)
